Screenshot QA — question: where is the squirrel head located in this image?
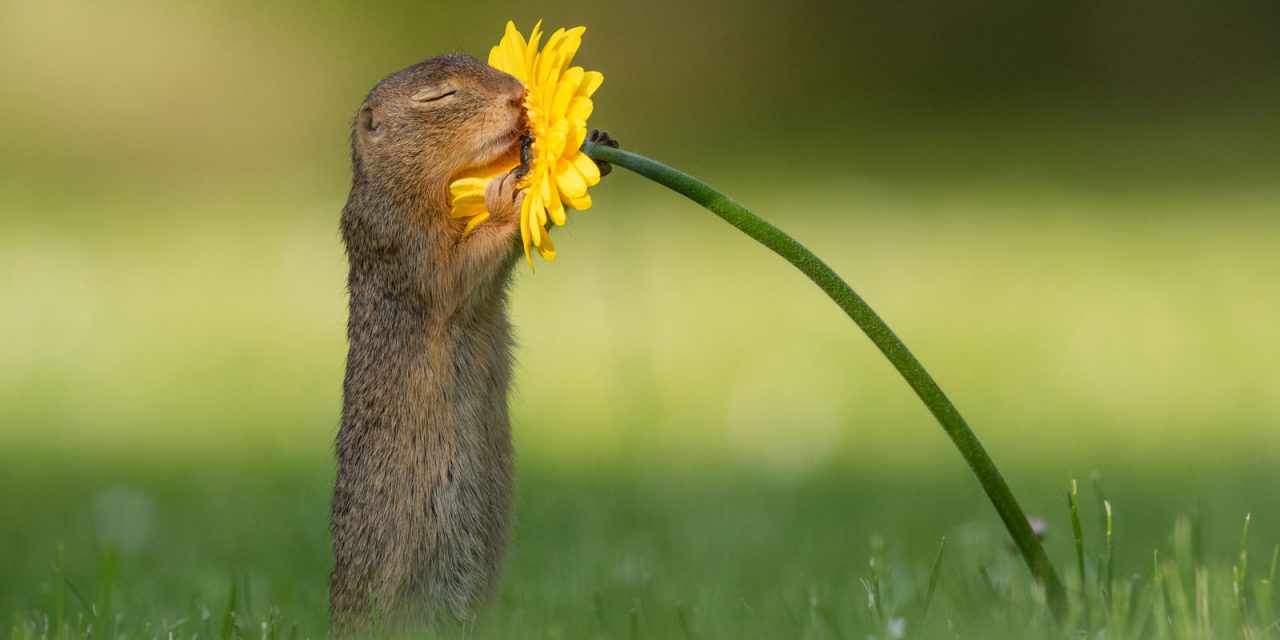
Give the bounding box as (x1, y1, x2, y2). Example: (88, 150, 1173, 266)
(343, 54, 528, 309)
(350, 53, 525, 197)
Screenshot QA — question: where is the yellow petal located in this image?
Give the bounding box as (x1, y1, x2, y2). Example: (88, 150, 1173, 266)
(544, 120, 569, 158)
(529, 196, 544, 245)
(497, 21, 529, 79)
(535, 231, 556, 260)
(450, 191, 486, 207)
(537, 28, 567, 79)
(536, 195, 550, 226)
(567, 96, 593, 124)
(545, 190, 565, 226)
(570, 124, 587, 152)
(461, 212, 489, 234)
(548, 28, 585, 75)
(568, 150, 601, 186)
(504, 20, 523, 44)
(546, 183, 566, 225)
(535, 51, 562, 102)
(552, 67, 583, 118)
(564, 192, 592, 210)
(450, 176, 489, 196)
(576, 71, 603, 98)
(539, 173, 554, 207)
(525, 20, 543, 71)
(504, 38, 526, 79)
(520, 191, 534, 267)
(554, 157, 587, 197)
(450, 202, 487, 219)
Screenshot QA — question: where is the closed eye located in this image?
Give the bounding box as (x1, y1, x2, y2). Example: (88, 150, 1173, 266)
(412, 88, 457, 103)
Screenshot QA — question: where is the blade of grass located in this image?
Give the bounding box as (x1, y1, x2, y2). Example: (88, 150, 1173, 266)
(1104, 500, 1115, 609)
(1270, 543, 1279, 589)
(1151, 550, 1170, 640)
(243, 569, 254, 620)
(1252, 544, 1278, 633)
(674, 601, 695, 640)
(1174, 515, 1194, 595)
(220, 580, 237, 640)
(1164, 557, 1192, 635)
(920, 537, 947, 626)
(55, 545, 66, 640)
(1090, 473, 1109, 535)
(1195, 567, 1210, 637)
(979, 566, 1001, 602)
(592, 589, 614, 637)
(96, 545, 118, 628)
(811, 593, 845, 640)
(1234, 513, 1251, 619)
(1068, 479, 1088, 621)
(1112, 578, 1143, 640)
(868, 536, 886, 626)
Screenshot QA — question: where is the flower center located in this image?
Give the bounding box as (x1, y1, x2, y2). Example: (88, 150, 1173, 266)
(518, 92, 547, 190)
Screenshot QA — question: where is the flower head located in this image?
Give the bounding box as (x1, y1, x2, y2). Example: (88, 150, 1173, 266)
(449, 21, 603, 268)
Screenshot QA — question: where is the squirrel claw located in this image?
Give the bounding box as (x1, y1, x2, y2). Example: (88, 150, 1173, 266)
(587, 129, 619, 177)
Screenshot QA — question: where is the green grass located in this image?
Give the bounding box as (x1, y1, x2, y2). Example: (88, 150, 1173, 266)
(4, 457, 1280, 639)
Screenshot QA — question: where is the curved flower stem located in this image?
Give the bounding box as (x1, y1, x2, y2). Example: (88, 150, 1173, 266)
(583, 141, 1069, 623)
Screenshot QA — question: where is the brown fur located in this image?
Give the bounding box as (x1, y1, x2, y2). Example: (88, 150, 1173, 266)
(330, 53, 528, 633)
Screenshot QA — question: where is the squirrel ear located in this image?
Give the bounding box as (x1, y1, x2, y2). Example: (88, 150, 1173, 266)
(357, 104, 382, 137)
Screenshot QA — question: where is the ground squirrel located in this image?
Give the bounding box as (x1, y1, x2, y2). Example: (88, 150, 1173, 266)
(329, 53, 529, 632)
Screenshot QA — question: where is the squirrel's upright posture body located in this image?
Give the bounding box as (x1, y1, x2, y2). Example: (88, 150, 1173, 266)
(330, 54, 529, 632)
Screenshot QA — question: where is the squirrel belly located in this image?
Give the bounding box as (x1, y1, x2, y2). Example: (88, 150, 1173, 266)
(330, 266, 516, 628)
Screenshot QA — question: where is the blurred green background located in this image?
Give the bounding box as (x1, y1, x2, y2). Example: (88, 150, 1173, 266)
(2, 0, 1278, 636)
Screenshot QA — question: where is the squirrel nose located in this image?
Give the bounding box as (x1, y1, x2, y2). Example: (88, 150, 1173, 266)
(503, 74, 526, 102)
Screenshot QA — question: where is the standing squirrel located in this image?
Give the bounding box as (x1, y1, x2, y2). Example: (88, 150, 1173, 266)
(330, 53, 614, 632)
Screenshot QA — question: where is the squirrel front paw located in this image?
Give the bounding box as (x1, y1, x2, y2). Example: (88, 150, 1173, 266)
(457, 169, 525, 278)
(587, 129, 619, 177)
(484, 169, 525, 224)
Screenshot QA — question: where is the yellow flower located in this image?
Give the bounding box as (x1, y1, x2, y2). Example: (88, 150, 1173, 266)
(448, 20, 604, 268)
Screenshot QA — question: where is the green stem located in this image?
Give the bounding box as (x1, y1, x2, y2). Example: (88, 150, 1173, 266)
(583, 141, 1069, 623)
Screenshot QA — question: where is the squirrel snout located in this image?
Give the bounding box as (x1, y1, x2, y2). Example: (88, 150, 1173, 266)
(499, 71, 526, 105)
